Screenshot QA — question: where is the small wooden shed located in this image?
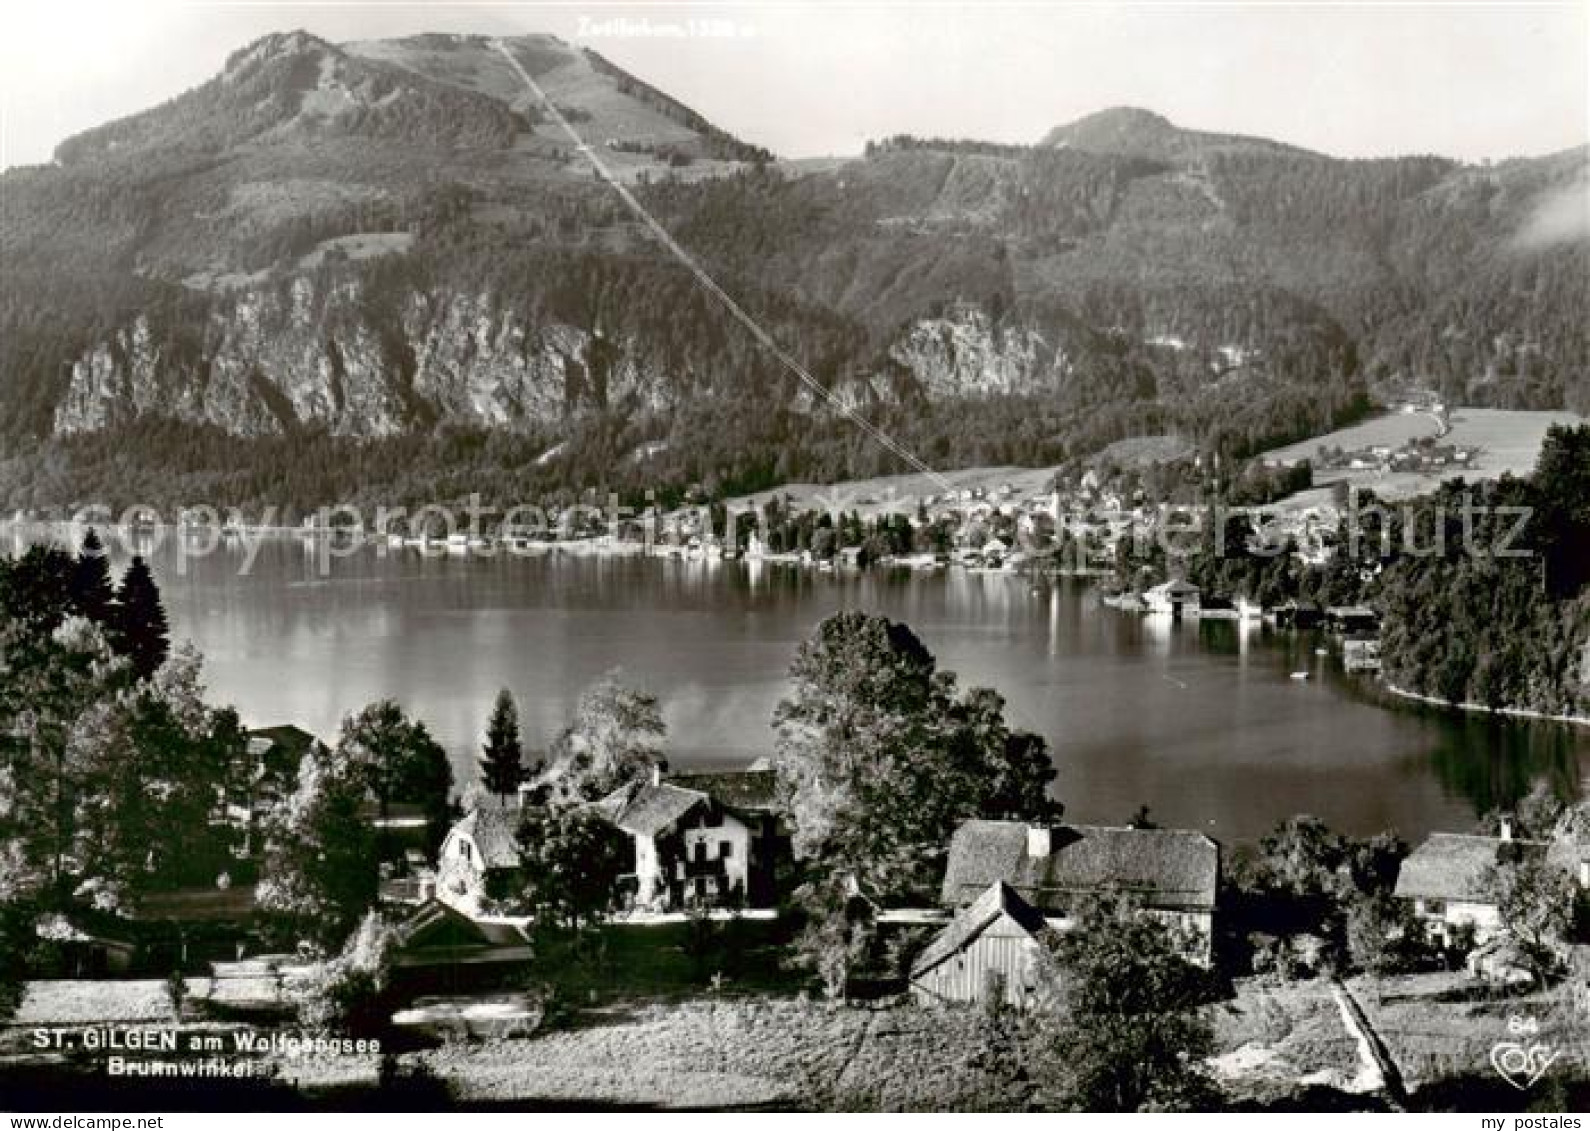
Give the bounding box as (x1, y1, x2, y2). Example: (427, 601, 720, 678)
(909, 881, 1048, 1008)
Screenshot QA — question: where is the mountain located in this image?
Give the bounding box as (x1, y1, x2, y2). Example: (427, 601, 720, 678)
(343, 33, 770, 163)
(0, 35, 1585, 512)
(1040, 106, 1310, 161)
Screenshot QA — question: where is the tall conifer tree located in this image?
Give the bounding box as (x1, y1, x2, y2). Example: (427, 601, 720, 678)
(112, 556, 170, 680)
(480, 688, 526, 798)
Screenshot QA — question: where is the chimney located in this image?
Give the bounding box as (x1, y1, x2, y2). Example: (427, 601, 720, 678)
(1027, 825, 1052, 858)
(1499, 816, 1513, 842)
(650, 762, 662, 787)
(1579, 860, 1589, 891)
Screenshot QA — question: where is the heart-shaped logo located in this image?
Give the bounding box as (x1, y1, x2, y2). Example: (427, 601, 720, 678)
(1490, 1041, 1560, 1090)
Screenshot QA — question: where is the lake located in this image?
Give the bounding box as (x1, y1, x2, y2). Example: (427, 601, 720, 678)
(12, 527, 1587, 842)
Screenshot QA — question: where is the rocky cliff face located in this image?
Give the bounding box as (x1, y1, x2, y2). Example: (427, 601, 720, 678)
(53, 285, 1057, 437)
(887, 307, 1069, 400)
(52, 277, 678, 437)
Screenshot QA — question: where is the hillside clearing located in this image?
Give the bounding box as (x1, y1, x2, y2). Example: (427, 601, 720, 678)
(1264, 407, 1583, 505)
(727, 464, 1059, 520)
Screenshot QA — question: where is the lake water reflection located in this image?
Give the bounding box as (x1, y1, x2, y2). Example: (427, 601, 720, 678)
(13, 527, 1585, 842)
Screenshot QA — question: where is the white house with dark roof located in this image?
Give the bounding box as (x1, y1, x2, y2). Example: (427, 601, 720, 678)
(940, 819, 1220, 965)
(592, 765, 784, 910)
(1392, 824, 1574, 946)
(436, 802, 526, 916)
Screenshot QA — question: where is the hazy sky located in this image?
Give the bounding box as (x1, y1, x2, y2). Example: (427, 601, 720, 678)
(2, 2, 1586, 169)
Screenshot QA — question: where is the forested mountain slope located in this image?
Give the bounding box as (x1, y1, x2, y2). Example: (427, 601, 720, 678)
(0, 32, 1584, 510)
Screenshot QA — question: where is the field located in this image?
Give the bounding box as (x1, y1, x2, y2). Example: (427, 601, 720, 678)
(405, 998, 1001, 1109)
(297, 232, 415, 269)
(728, 464, 1060, 520)
(1264, 410, 1446, 463)
(1097, 433, 1198, 466)
(724, 406, 1584, 523)
(0, 975, 1382, 1110)
(1346, 971, 1588, 1097)
(7, 968, 1585, 1110)
(10, 979, 176, 1025)
(1263, 407, 1584, 507)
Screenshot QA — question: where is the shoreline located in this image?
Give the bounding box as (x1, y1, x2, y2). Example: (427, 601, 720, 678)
(1378, 681, 1590, 729)
(3, 518, 1118, 576)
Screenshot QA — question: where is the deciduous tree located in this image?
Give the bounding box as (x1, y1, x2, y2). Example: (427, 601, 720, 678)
(1482, 857, 1579, 979)
(256, 747, 379, 950)
(1033, 896, 1220, 1112)
(544, 672, 666, 803)
(773, 611, 1059, 903)
(337, 700, 453, 854)
(514, 804, 629, 931)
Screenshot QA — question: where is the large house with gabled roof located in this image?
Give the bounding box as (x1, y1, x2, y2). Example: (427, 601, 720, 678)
(938, 819, 1220, 966)
(592, 763, 785, 910)
(435, 763, 788, 917)
(1391, 823, 1590, 947)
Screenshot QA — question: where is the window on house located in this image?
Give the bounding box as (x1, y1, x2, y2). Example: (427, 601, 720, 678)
(694, 841, 706, 862)
(720, 841, 733, 859)
(458, 840, 472, 861)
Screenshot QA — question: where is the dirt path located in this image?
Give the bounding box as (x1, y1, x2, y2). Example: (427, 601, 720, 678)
(1332, 980, 1408, 1110)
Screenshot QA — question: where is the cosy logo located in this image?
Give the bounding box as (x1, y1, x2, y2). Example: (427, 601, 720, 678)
(1489, 1014, 1560, 1091)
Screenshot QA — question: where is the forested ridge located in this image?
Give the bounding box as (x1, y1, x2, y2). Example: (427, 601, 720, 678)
(0, 31, 1585, 512)
(1372, 425, 1590, 719)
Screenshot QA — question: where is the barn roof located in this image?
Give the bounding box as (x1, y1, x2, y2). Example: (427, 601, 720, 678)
(395, 899, 527, 951)
(941, 821, 1219, 912)
(1393, 833, 1548, 903)
(911, 881, 1047, 978)
(390, 900, 533, 969)
(668, 768, 779, 813)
